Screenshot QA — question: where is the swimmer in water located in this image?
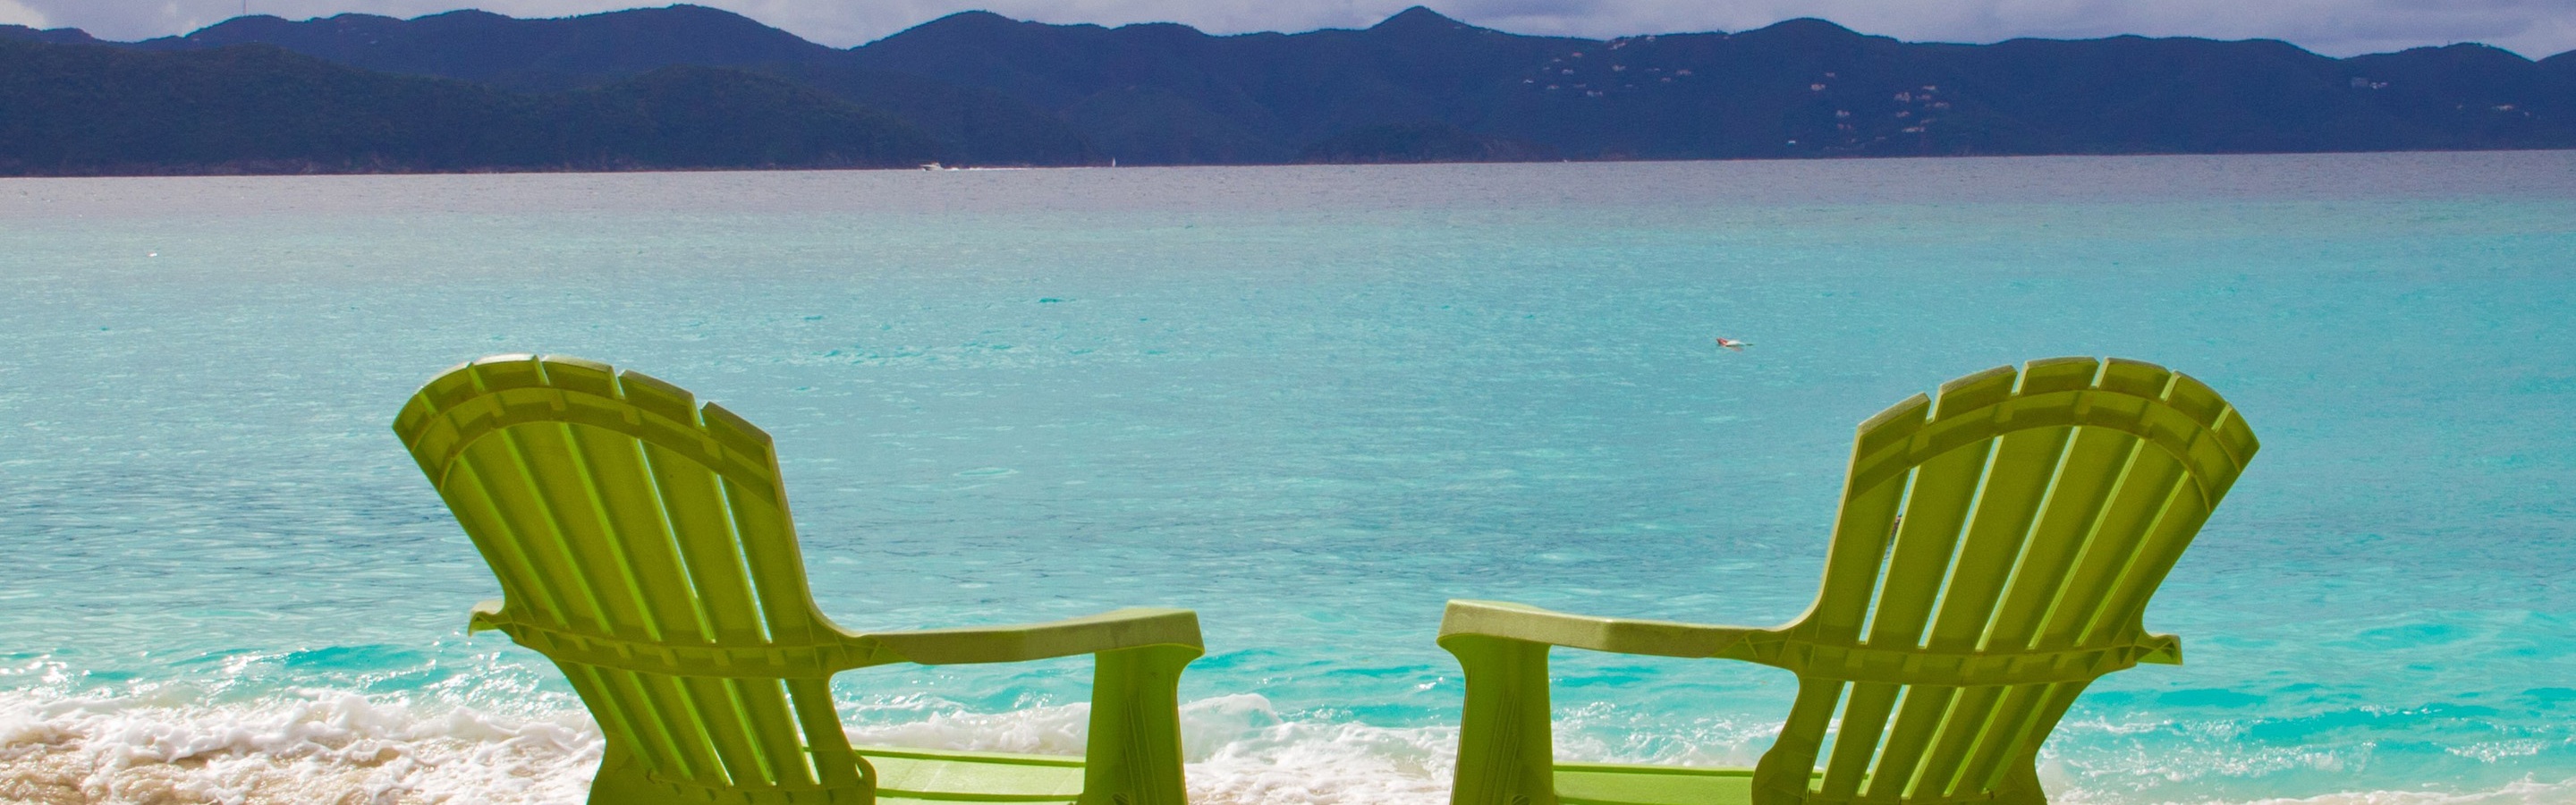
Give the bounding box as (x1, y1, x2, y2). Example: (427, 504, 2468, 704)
(1715, 336, 1750, 352)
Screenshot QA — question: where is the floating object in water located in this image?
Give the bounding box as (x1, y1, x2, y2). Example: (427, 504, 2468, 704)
(1714, 336, 1750, 352)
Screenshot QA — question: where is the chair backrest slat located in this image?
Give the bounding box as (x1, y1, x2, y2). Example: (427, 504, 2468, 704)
(638, 439, 772, 644)
(1867, 682, 1967, 800)
(1861, 366, 2018, 650)
(1980, 426, 2141, 653)
(705, 407, 829, 646)
(499, 423, 665, 639)
(2085, 487, 2216, 645)
(578, 665, 708, 780)
(788, 677, 868, 788)
(441, 459, 582, 627)
(1905, 684, 2005, 798)
(678, 675, 780, 786)
(1753, 682, 1851, 801)
(1816, 682, 1902, 798)
(1804, 477, 1914, 643)
(2035, 450, 2190, 648)
(1962, 681, 2089, 793)
(1920, 425, 2072, 653)
(1751, 357, 2257, 805)
(564, 424, 705, 641)
(1863, 444, 1993, 648)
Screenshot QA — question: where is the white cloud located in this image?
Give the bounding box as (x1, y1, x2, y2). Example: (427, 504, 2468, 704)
(14, 0, 2576, 56)
(0, 0, 49, 29)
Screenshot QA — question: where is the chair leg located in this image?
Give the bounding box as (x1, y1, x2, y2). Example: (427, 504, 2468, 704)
(1442, 634, 1557, 805)
(1080, 643, 1202, 805)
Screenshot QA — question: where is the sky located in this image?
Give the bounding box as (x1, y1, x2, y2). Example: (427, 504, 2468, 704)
(3, 0, 2572, 59)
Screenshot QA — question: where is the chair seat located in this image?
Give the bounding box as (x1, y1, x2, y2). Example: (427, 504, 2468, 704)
(1553, 762, 1756, 805)
(860, 745, 1087, 803)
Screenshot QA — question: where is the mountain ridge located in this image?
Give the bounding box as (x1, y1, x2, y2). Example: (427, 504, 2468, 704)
(123, 5, 837, 89)
(3, 5, 2572, 174)
(0, 36, 945, 174)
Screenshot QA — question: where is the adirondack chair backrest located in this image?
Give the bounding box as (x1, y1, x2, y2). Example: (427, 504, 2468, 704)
(394, 354, 869, 801)
(1750, 357, 2259, 804)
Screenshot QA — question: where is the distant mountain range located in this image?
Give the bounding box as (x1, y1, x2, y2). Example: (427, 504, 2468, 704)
(4, 4, 2573, 174)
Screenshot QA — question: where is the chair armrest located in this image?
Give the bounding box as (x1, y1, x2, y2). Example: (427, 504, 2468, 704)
(468, 599, 507, 633)
(852, 607, 1202, 665)
(2138, 632, 2182, 665)
(1440, 599, 1762, 659)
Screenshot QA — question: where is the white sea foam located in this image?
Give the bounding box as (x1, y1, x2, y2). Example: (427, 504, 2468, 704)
(1177, 694, 1453, 805)
(2063, 777, 2576, 805)
(0, 690, 598, 804)
(3, 691, 2568, 805)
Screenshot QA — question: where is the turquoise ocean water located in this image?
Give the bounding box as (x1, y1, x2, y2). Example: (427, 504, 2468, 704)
(2, 153, 2572, 803)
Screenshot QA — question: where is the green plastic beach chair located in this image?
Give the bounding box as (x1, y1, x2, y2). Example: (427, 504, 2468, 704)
(1441, 357, 2259, 805)
(393, 354, 1203, 805)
